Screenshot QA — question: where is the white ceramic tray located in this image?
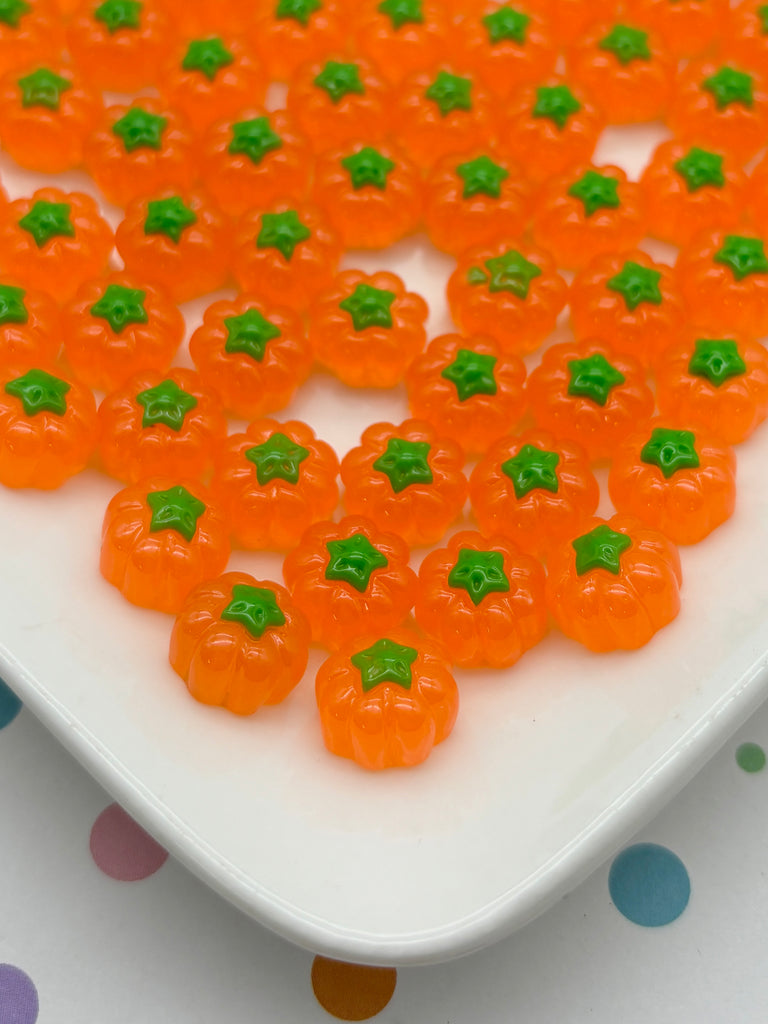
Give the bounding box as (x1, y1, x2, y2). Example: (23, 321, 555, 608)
(2, 125, 767, 967)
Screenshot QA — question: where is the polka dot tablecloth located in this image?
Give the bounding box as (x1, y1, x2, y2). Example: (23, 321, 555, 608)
(1, 672, 768, 1023)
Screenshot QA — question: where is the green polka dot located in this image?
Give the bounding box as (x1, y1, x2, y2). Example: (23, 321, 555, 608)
(736, 742, 766, 773)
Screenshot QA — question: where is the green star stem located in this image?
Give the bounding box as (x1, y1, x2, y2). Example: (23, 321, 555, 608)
(448, 548, 510, 606)
(532, 84, 581, 130)
(456, 155, 509, 199)
(244, 432, 309, 485)
(135, 379, 198, 431)
(606, 261, 663, 311)
(112, 107, 167, 153)
(339, 283, 396, 330)
(221, 584, 285, 638)
(567, 353, 625, 406)
(228, 116, 282, 164)
(0, 284, 27, 325)
(573, 524, 631, 576)
(324, 534, 389, 593)
(143, 196, 197, 244)
(598, 24, 651, 64)
(567, 169, 621, 218)
(257, 210, 311, 262)
(314, 60, 365, 104)
(5, 368, 69, 416)
(341, 147, 395, 190)
(146, 485, 206, 542)
(441, 348, 497, 401)
(181, 38, 234, 81)
(18, 200, 74, 248)
(373, 437, 433, 493)
(224, 308, 281, 361)
(90, 284, 147, 334)
(673, 147, 725, 192)
(351, 637, 418, 692)
(713, 235, 768, 281)
(688, 338, 746, 387)
(425, 71, 473, 117)
(18, 68, 71, 110)
(502, 443, 560, 499)
(640, 427, 700, 479)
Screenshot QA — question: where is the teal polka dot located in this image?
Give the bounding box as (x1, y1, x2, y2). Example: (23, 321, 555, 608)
(609, 843, 690, 927)
(736, 742, 766, 773)
(0, 678, 21, 729)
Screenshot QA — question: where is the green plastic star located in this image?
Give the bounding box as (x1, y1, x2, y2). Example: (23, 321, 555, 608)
(532, 84, 581, 131)
(341, 147, 395, 190)
(702, 66, 754, 110)
(572, 524, 631, 576)
(244, 432, 309, 486)
(146, 485, 205, 542)
(224, 308, 281, 361)
(339, 283, 395, 330)
(567, 353, 625, 406)
(228, 116, 282, 164)
(466, 249, 541, 299)
(455, 155, 509, 200)
(441, 348, 497, 402)
(221, 584, 285, 639)
(448, 548, 510, 607)
(759, 4, 768, 33)
(351, 637, 418, 692)
(314, 60, 364, 104)
(606, 260, 663, 311)
(143, 196, 197, 244)
(112, 107, 167, 153)
(378, 0, 423, 30)
(90, 284, 147, 334)
(713, 235, 768, 281)
(275, 0, 320, 25)
(135, 379, 198, 431)
(640, 427, 700, 479)
(567, 169, 621, 218)
(425, 71, 473, 117)
(373, 437, 433, 493)
(18, 200, 74, 248)
(688, 338, 746, 387)
(181, 38, 234, 82)
(483, 6, 530, 44)
(257, 210, 311, 262)
(0, 284, 27, 325)
(598, 24, 651, 64)
(5, 368, 69, 417)
(501, 444, 560, 500)
(673, 147, 725, 192)
(324, 534, 388, 593)
(18, 68, 71, 110)
(94, 0, 141, 32)
(0, 0, 29, 28)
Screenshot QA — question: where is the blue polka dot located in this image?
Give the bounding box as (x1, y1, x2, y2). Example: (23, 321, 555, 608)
(0, 678, 21, 730)
(608, 843, 690, 927)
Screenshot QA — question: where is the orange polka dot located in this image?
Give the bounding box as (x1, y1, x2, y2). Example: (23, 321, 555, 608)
(311, 957, 397, 1021)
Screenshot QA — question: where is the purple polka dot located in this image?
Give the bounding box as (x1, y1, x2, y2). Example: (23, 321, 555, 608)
(90, 803, 169, 881)
(0, 964, 39, 1024)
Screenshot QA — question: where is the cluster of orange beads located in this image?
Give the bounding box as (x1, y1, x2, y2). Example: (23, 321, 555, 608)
(0, 0, 765, 773)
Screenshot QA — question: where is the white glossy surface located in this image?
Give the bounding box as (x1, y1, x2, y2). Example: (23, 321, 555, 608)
(1, 126, 766, 966)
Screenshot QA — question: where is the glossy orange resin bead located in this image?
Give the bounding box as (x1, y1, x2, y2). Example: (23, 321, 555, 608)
(570, 250, 688, 370)
(469, 429, 599, 560)
(232, 202, 342, 312)
(159, 0, 257, 36)
(353, 0, 450, 86)
(724, 1, 768, 73)
(84, 100, 195, 208)
(623, 0, 729, 59)
(640, 141, 747, 249)
(98, 368, 227, 485)
(545, 0, 618, 47)
(0, 64, 102, 173)
(393, 68, 498, 173)
(457, 4, 556, 99)
(198, 109, 313, 218)
(0, 281, 60, 368)
(287, 55, 392, 152)
(115, 191, 231, 305)
(341, 419, 467, 547)
(656, 336, 768, 446)
(676, 230, 768, 337)
(283, 515, 417, 649)
(0, 365, 97, 488)
(309, 270, 428, 388)
(160, 36, 267, 135)
(0, 188, 113, 303)
(406, 333, 526, 456)
(315, 627, 459, 770)
(748, 154, 768, 226)
(100, 477, 231, 614)
(568, 22, 674, 124)
(500, 80, 604, 185)
(608, 421, 736, 545)
(67, 0, 170, 91)
(415, 530, 547, 669)
(531, 164, 645, 271)
(62, 274, 183, 392)
(668, 60, 768, 164)
(447, 241, 567, 356)
(170, 571, 310, 716)
(546, 515, 682, 652)
(423, 149, 529, 257)
(189, 296, 312, 420)
(251, 0, 347, 81)
(212, 418, 340, 551)
(312, 143, 422, 249)
(527, 339, 654, 461)
(0, 0, 63, 77)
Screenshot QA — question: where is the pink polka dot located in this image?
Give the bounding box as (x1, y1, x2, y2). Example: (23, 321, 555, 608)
(90, 803, 169, 881)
